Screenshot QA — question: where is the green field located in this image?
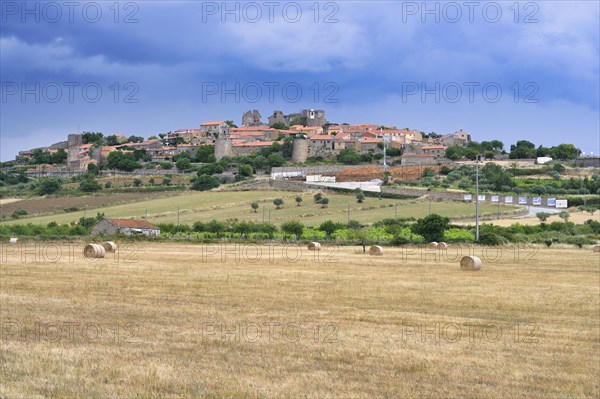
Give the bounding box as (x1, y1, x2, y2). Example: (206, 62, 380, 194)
(1, 190, 520, 226)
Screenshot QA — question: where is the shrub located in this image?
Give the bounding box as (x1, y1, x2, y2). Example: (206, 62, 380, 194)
(443, 228, 475, 243)
(281, 220, 304, 240)
(12, 209, 28, 219)
(37, 178, 62, 195)
(411, 214, 450, 242)
(478, 231, 508, 246)
(79, 177, 101, 192)
(191, 175, 220, 191)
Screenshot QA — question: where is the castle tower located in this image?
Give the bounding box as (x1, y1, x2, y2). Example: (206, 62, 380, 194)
(242, 110, 262, 126)
(291, 139, 309, 163)
(214, 138, 233, 161)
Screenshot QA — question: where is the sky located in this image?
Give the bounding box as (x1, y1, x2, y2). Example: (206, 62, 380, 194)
(1, 0, 599, 161)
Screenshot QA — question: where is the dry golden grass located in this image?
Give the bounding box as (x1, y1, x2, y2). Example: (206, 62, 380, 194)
(1, 242, 599, 398)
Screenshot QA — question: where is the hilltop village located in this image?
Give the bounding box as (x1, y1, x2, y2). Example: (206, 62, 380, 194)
(13, 109, 472, 173)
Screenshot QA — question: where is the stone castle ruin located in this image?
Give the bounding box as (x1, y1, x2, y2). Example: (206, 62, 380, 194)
(267, 109, 327, 127)
(242, 110, 263, 126)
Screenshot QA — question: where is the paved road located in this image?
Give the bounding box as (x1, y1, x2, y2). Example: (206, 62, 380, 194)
(518, 205, 563, 218)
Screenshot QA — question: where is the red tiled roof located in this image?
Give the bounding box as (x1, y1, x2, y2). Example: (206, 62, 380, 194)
(233, 141, 279, 147)
(361, 138, 383, 143)
(201, 121, 225, 126)
(403, 153, 434, 157)
(109, 219, 159, 229)
(308, 135, 334, 140)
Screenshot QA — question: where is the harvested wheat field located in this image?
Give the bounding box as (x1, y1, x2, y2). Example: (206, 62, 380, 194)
(1, 242, 599, 398)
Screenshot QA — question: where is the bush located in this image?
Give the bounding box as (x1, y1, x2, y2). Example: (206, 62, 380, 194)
(411, 214, 450, 242)
(281, 220, 304, 240)
(11, 209, 28, 219)
(79, 177, 101, 192)
(191, 175, 220, 191)
(478, 231, 508, 246)
(37, 178, 62, 195)
(443, 228, 474, 243)
(105, 181, 113, 188)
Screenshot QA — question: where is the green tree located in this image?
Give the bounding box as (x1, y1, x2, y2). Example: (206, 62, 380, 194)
(127, 135, 144, 143)
(411, 214, 450, 242)
(81, 132, 104, 145)
(105, 135, 120, 146)
(314, 193, 323, 203)
(133, 178, 142, 187)
(336, 149, 363, 165)
(558, 211, 570, 222)
(106, 151, 141, 171)
(225, 120, 238, 128)
(50, 148, 67, 164)
(549, 144, 580, 160)
(79, 177, 101, 192)
(273, 198, 284, 209)
(270, 121, 289, 130)
(536, 212, 550, 222)
(87, 162, 99, 176)
(37, 178, 62, 195)
(320, 197, 329, 208)
(176, 158, 192, 171)
(281, 220, 304, 240)
(195, 145, 215, 163)
(295, 195, 303, 206)
(509, 140, 536, 159)
(490, 140, 504, 151)
(319, 220, 340, 238)
(481, 163, 513, 191)
(251, 202, 259, 213)
(266, 153, 286, 167)
(238, 164, 254, 179)
(191, 175, 220, 191)
(289, 115, 308, 126)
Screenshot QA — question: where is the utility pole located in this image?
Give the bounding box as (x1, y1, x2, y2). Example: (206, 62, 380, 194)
(475, 155, 480, 242)
(347, 203, 350, 223)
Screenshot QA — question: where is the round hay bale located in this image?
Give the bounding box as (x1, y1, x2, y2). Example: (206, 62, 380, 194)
(83, 244, 105, 259)
(593, 245, 600, 253)
(308, 242, 321, 251)
(369, 245, 383, 256)
(102, 241, 117, 252)
(9, 238, 18, 245)
(438, 242, 449, 250)
(460, 256, 482, 271)
(428, 242, 438, 249)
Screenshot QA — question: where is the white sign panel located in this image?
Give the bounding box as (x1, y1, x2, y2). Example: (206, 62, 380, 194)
(556, 200, 568, 209)
(478, 195, 486, 201)
(464, 194, 472, 201)
(518, 197, 528, 205)
(491, 195, 499, 202)
(547, 198, 556, 207)
(532, 197, 542, 206)
(505, 196, 513, 204)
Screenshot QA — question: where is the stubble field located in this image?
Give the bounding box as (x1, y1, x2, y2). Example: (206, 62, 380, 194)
(1, 241, 598, 397)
